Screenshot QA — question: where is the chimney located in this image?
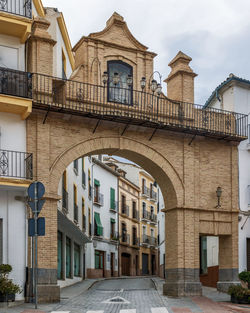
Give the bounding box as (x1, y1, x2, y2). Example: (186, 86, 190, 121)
(117, 169, 126, 178)
(164, 51, 197, 103)
(106, 163, 118, 171)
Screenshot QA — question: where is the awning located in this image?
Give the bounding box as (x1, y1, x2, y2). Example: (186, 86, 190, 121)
(94, 212, 103, 236)
(110, 218, 116, 223)
(94, 179, 100, 186)
(58, 210, 91, 245)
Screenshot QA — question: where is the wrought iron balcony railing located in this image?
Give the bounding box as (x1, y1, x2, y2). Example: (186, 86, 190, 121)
(142, 235, 157, 246)
(120, 233, 130, 245)
(62, 187, 68, 213)
(74, 203, 78, 223)
(0, 149, 32, 179)
(132, 236, 139, 246)
(110, 200, 118, 212)
(0, 0, 32, 18)
(121, 204, 129, 216)
(142, 185, 150, 197)
(94, 192, 104, 206)
(132, 209, 139, 220)
(110, 231, 119, 241)
(142, 210, 151, 221)
(150, 213, 157, 223)
(150, 189, 157, 201)
(0, 68, 248, 141)
(0, 67, 32, 99)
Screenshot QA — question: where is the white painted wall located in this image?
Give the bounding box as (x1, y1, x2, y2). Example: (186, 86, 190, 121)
(0, 189, 27, 300)
(45, 8, 73, 78)
(207, 81, 250, 272)
(0, 34, 25, 70)
(0, 112, 26, 152)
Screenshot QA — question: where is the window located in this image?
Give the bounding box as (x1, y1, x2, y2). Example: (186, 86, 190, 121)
(200, 236, 207, 274)
(121, 195, 126, 213)
(110, 187, 116, 210)
(151, 229, 154, 238)
(57, 231, 63, 279)
(143, 225, 146, 235)
(62, 171, 68, 212)
(110, 218, 115, 238)
(94, 212, 103, 236)
(66, 237, 71, 278)
(132, 201, 137, 219)
(82, 198, 85, 231)
(73, 159, 78, 174)
(74, 243, 80, 277)
(88, 169, 92, 199)
(142, 202, 146, 218)
(73, 185, 78, 222)
(121, 222, 127, 242)
(132, 227, 137, 245)
(82, 158, 86, 187)
(94, 179, 100, 203)
(88, 208, 91, 236)
(0, 45, 18, 70)
(62, 49, 66, 79)
(107, 60, 133, 105)
(95, 250, 104, 269)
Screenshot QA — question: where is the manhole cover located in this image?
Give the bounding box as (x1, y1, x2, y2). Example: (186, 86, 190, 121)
(102, 296, 130, 304)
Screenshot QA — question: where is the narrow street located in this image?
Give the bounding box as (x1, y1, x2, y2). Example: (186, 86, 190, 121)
(10, 277, 250, 313)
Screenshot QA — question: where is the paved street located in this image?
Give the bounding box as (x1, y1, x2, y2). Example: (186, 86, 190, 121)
(5, 277, 250, 313)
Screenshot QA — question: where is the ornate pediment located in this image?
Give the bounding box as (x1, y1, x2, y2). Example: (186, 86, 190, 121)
(88, 12, 148, 51)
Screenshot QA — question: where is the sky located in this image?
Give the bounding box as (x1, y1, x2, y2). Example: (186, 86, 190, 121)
(42, 0, 250, 105)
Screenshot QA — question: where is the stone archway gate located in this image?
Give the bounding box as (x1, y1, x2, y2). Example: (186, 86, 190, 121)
(23, 15, 248, 302)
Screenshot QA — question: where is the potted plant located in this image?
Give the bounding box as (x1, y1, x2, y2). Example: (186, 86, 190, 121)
(239, 270, 250, 288)
(0, 264, 22, 302)
(228, 284, 250, 304)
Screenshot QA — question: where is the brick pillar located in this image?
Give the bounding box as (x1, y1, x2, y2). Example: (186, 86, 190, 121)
(27, 17, 56, 75)
(217, 215, 239, 292)
(164, 51, 197, 103)
(163, 209, 202, 297)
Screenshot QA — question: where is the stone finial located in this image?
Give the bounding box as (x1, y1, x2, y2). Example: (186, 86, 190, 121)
(106, 12, 124, 26)
(164, 51, 197, 103)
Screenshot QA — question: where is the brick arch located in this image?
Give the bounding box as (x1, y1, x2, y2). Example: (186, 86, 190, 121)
(49, 136, 184, 210)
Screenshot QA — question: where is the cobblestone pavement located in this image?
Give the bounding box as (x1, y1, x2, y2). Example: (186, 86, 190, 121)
(4, 277, 250, 313)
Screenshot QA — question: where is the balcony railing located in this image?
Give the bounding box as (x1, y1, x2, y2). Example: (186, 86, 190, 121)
(120, 233, 130, 245)
(110, 231, 119, 241)
(142, 185, 150, 197)
(121, 204, 129, 216)
(62, 187, 68, 213)
(142, 210, 151, 220)
(142, 235, 157, 246)
(150, 189, 157, 201)
(150, 213, 157, 223)
(132, 236, 139, 246)
(0, 67, 32, 98)
(0, 149, 32, 179)
(132, 209, 139, 220)
(110, 200, 118, 212)
(0, 0, 32, 18)
(0, 68, 248, 141)
(94, 192, 104, 206)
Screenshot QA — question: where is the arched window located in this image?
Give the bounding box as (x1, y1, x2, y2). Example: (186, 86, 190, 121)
(107, 60, 133, 105)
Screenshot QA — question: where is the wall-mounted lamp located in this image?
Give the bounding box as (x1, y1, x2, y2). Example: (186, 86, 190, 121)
(102, 71, 108, 85)
(215, 186, 222, 208)
(140, 77, 146, 90)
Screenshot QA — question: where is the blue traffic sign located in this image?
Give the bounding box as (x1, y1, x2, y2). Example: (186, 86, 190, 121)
(28, 182, 45, 200)
(28, 199, 45, 215)
(28, 217, 45, 236)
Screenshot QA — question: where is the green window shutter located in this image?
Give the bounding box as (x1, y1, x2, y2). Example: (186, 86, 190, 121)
(95, 251, 100, 269)
(94, 179, 100, 186)
(110, 187, 115, 209)
(94, 212, 103, 236)
(110, 218, 115, 223)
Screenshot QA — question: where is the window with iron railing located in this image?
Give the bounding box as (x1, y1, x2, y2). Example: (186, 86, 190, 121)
(0, 0, 32, 18)
(73, 159, 78, 175)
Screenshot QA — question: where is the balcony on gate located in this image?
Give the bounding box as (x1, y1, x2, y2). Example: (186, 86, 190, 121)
(121, 204, 129, 216)
(110, 231, 119, 241)
(62, 187, 68, 214)
(120, 232, 130, 245)
(94, 191, 104, 206)
(0, 69, 247, 141)
(0, 149, 33, 180)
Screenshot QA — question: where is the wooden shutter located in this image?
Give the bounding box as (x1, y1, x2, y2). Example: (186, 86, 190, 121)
(110, 188, 115, 209)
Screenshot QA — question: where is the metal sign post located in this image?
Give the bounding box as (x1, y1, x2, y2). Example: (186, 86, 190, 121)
(28, 181, 45, 309)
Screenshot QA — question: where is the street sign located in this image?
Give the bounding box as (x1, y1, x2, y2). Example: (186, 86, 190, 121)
(28, 181, 45, 200)
(28, 199, 45, 215)
(28, 217, 45, 236)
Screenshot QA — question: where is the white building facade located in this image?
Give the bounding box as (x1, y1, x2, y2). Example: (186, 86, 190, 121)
(0, 0, 74, 300)
(204, 74, 250, 273)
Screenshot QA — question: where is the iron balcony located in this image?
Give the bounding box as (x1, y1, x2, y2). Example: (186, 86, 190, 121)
(110, 231, 119, 241)
(0, 67, 248, 141)
(110, 200, 118, 212)
(94, 192, 104, 206)
(0, 0, 32, 18)
(120, 233, 130, 245)
(142, 235, 157, 246)
(121, 204, 129, 216)
(150, 189, 157, 201)
(132, 208, 139, 220)
(0, 149, 33, 180)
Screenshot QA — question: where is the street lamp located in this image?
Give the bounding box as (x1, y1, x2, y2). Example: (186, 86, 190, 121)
(127, 74, 133, 88)
(140, 77, 146, 90)
(102, 71, 108, 85)
(112, 72, 120, 86)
